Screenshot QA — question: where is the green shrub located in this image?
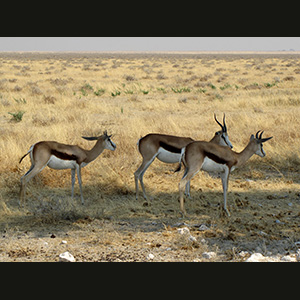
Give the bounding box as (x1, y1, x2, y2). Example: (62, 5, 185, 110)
(94, 89, 105, 96)
(8, 111, 25, 122)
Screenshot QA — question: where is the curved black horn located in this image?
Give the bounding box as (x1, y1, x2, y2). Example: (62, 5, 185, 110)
(260, 136, 273, 143)
(255, 130, 273, 143)
(82, 136, 98, 141)
(223, 113, 227, 132)
(255, 130, 261, 139)
(214, 113, 224, 130)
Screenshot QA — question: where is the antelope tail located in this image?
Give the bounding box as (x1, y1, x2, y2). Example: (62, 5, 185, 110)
(19, 152, 30, 164)
(19, 145, 34, 164)
(174, 147, 186, 173)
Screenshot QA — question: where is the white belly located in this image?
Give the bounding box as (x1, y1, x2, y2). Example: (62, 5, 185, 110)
(47, 155, 77, 170)
(201, 157, 227, 173)
(156, 147, 181, 164)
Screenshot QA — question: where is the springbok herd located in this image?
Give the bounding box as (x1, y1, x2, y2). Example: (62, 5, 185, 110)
(19, 114, 272, 217)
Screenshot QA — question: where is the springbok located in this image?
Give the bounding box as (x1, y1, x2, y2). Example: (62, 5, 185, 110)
(134, 114, 233, 201)
(19, 131, 116, 206)
(178, 131, 272, 217)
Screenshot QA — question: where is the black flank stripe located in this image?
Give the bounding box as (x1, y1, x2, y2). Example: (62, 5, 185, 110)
(159, 141, 182, 154)
(51, 150, 78, 161)
(203, 151, 229, 165)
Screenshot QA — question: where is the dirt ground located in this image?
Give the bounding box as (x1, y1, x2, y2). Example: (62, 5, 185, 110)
(1, 169, 300, 262)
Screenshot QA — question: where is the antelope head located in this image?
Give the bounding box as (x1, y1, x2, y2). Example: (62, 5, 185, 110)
(214, 113, 233, 149)
(250, 130, 273, 157)
(82, 131, 116, 151)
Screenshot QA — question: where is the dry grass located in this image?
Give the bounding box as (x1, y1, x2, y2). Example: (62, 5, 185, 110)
(1, 52, 300, 261)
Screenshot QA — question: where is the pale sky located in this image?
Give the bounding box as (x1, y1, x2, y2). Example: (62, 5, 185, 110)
(0, 37, 299, 52)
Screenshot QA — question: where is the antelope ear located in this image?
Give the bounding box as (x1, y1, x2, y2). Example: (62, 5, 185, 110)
(250, 134, 255, 141)
(104, 134, 112, 140)
(82, 136, 98, 141)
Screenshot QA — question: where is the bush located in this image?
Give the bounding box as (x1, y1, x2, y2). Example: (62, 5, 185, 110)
(94, 89, 105, 96)
(8, 111, 25, 122)
(125, 75, 136, 81)
(283, 76, 296, 81)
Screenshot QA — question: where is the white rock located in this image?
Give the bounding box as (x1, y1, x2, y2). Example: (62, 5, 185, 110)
(59, 251, 75, 262)
(245, 253, 266, 262)
(202, 252, 217, 260)
(177, 227, 197, 244)
(177, 227, 190, 235)
(281, 255, 296, 262)
(188, 235, 197, 243)
(198, 224, 210, 231)
(238, 251, 249, 258)
(61, 240, 68, 244)
(147, 253, 154, 260)
(245, 253, 280, 262)
(259, 231, 268, 236)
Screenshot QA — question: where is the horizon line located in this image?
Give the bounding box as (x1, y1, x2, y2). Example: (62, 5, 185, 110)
(0, 50, 299, 54)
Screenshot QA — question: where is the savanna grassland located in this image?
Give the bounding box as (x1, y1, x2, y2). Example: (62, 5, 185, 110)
(1, 51, 300, 261)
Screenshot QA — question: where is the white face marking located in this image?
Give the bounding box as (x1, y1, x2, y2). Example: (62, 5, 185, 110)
(255, 144, 265, 157)
(201, 157, 227, 173)
(105, 138, 116, 151)
(157, 147, 182, 164)
(221, 133, 233, 149)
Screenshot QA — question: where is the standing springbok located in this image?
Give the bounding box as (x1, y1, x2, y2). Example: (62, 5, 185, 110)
(134, 114, 233, 201)
(178, 131, 272, 217)
(19, 131, 116, 206)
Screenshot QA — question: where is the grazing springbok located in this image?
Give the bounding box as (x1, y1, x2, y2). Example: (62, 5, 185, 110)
(178, 131, 272, 217)
(19, 131, 116, 206)
(134, 114, 233, 201)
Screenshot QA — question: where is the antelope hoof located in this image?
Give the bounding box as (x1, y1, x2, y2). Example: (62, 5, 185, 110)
(224, 208, 231, 217)
(219, 206, 231, 217)
(179, 210, 187, 218)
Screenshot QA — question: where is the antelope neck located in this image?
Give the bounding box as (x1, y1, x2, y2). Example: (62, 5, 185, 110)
(85, 139, 105, 163)
(234, 141, 256, 168)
